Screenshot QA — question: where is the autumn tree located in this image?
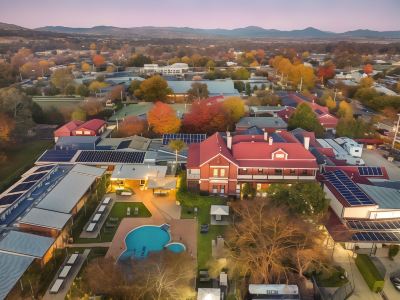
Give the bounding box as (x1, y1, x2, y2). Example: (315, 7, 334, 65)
(92, 54, 105, 67)
(80, 98, 103, 116)
(337, 100, 353, 119)
(108, 85, 125, 101)
(187, 82, 209, 101)
(289, 64, 315, 90)
(147, 102, 180, 134)
(71, 108, 87, 121)
(231, 68, 250, 80)
(226, 198, 328, 284)
(11, 48, 32, 71)
(0, 63, 14, 88)
(128, 80, 142, 95)
(81, 62, 91, 72)
(0, 113, 15, 143)
(127, 54, 152, 67)
(363, 64, 373, 75)
(88, 80, 108, 93)
(117, 116, 146, 137)
(325, 96, 337, 112)
(183, 102, 228, 134)
(168, 139, 186, 163)
(76, 84, 90, 97)
(138, 75, 171, 102)
(359, 76, 374, 88)
(317, 62, 336, 84)
(288, 103, 324, 137)
(222, 96, 245, 128)
(50, 68, 74, 94)
(336, 117, 369, 138)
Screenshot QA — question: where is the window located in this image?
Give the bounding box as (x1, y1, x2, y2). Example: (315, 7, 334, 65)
(220, 186, 225, 194)
(302, 170, 308, 176)
(275, 169, 282, 175)
(213, 169, 218, 177)
(220, 169, 226, 177)
(212, 185, 218, 193)
(290, 169, 296, 175)
(256, 183, 261, 190)
(258, 168, 263, 174)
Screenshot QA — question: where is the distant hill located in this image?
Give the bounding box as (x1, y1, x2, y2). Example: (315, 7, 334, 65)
(35, 25, 400, 39)
(0, 22, 30, 31)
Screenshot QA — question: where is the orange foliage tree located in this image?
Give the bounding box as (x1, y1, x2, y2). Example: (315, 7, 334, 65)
(0, 113, 15, 142)
(363, 64, 373, 75)
(118, 116, 146, 137)
(92, 54, 105, 67)
(147, 102, 180, 134)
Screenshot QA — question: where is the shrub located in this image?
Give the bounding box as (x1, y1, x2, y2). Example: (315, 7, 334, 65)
(389, 245, 399, 260)
(355, 254, 384, 292)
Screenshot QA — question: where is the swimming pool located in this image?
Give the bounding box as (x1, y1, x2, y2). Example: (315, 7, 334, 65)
(119, 224, 185, 261)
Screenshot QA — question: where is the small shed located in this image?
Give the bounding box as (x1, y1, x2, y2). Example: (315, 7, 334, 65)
(210, 205, 230, 225)
(197, 288, 221, 300)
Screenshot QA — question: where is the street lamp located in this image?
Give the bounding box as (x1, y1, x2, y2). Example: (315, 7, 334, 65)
(391, 113, 400, 150)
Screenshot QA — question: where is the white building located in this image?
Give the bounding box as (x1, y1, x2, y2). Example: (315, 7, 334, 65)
(143, 63, 189, 75)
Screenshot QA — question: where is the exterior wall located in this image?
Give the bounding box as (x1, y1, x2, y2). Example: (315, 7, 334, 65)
(324, 185, 344, 218)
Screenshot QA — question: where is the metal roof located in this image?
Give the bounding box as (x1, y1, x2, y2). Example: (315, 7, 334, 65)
(36, 165, 104, 213)
(0, 252, 34, 300)
(358, 184, 400, 209)
(0, 231, 54, 258)
(19, 208, 71, 230)
(210, 205, 229, 216)
(167, 80, 239, 95)
(111, 164, 167, 180)
(236, 117, 287, 129)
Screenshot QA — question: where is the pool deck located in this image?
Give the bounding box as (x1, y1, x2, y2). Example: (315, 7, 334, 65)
(106, 190, 197, 261)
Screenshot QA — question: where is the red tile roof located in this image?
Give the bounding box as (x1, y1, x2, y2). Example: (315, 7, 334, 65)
(75, 119, 106, 132)
(54, 120, 84, 136)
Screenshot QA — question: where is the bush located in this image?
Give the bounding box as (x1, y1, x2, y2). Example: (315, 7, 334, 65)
(389, 245, 399, 260)
(355, 254, 384, 292)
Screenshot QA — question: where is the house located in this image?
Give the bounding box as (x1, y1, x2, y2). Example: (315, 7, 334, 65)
(72, 119, 107, 136)
(186, 131, 318, 197)
(236, 117, 287, 133)
(319, 166, 400, 251)
(248, 284, 300, 300)
(53, 120, 84, 141)
(167, 80, 239, 98)
(143, 63, 189, 75)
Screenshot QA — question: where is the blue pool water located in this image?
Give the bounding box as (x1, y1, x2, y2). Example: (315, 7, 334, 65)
(119, 224, 185, 261)
(165, 242, 186, 253)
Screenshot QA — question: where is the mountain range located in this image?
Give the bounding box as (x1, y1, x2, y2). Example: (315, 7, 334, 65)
(1, 22, 400, 39)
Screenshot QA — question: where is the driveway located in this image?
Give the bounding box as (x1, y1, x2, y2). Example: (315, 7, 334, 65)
(375, 255, 400, 300)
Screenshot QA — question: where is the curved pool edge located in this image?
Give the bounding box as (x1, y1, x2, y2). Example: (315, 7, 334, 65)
(117, 223, 172, 262)
(165, 242, 186, 251)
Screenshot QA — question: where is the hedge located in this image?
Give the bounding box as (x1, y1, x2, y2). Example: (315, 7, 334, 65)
(355, 254, 384, 292)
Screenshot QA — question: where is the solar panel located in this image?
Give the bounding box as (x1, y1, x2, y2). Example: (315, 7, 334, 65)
(38, 150, 77, 162)
(9, 181, 36, 193)
(324, 170, 375, 206)
(117, 140, 132, 149)
(162, 133, 207, 145)
(352, 231, 400, 243)
(0, 193, 24, 205)
(23, 172, 46, 183)
(76, 151, 145, 164)
(35, 165, 55, 172)
(358, 167, 383, 176)
(347, 220, 400, 231)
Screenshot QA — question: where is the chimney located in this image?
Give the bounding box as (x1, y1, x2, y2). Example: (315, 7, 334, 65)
(304, 136, 310, 150)
(227, 135, 232, 150)
(263, 131, 268, 141)
(268, 137, 273, 145)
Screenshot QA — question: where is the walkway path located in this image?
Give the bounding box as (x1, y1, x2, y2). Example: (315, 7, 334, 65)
(43, 249, 91, 300)
(67, 242, 111, 248)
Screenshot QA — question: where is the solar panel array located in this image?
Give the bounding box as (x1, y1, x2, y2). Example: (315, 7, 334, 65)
(352, 231, 400, 243)
(324, 170, 375, 206)
(76, 151, 146, 164)
(117, 140, 132, 149)
(38, 150, 77, 162)
(23, 172, 46, 183)
(9, 182, 36, 193)
(347, 220, 400, 231)
(35, 165, 55, 172)
(162, 133, 207, 145)
(0, 193, 24, 206)
(358, 166, 383, 176)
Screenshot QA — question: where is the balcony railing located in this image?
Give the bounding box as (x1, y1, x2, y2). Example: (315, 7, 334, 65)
(187, 173, 200, 180)
(237, 174, 315, 180)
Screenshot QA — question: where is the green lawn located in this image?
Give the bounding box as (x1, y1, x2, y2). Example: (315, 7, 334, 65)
(108, 102, 153, 121)
(0, 140, 53, 192)
(177, 185, 227, 269)
(316, 266, 349, 287)
(75, 202, 151, 243)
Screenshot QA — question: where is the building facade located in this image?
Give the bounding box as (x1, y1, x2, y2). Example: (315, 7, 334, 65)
(187, 131, 319, 197)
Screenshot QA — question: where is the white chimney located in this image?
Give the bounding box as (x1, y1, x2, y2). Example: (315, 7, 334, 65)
(304, 136, 310, 150)
(227, 135, 232, 149)
(263, 131, 268, 141)
(268, 137, 273, 145)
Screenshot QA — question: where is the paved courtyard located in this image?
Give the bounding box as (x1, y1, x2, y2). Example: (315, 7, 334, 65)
(362, 149, 400, 180)
(106, 189, 197, 261)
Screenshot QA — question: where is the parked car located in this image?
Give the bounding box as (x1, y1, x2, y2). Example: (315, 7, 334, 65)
(200, 224, 209, 234)
(390, 275, 400, 291)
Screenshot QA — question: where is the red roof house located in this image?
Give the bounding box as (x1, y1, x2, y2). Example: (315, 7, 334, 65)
(72, 119, 107, 136)
(54, 120, 84, 141)
(187, 131, 318, 196)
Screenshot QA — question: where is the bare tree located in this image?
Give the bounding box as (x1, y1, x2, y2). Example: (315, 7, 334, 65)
(225, 198, 329, 285)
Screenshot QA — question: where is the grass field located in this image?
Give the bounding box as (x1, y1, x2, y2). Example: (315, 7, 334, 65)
(76, 202, 151, 243)
(0, 140, 53, 192)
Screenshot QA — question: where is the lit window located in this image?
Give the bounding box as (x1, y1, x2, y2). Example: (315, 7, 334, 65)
(220, 169, 226, 177)
(213, 169, 218, 177)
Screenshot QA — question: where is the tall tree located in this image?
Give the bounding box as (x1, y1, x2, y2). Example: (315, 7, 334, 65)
(50, 68, 74, 94)
(187, 82, 209, 101)
(138, 75, 171, 102)
(117, 116, 146, 137)
(288, 103, 324, 137)
(363, 64, 373, 75)
(147, 102, 181, 134)
(222, 96, 245, 127)
(183, 102, 228, 134)
(168, 139, 186, 163)
(92, 54, 105, 67)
